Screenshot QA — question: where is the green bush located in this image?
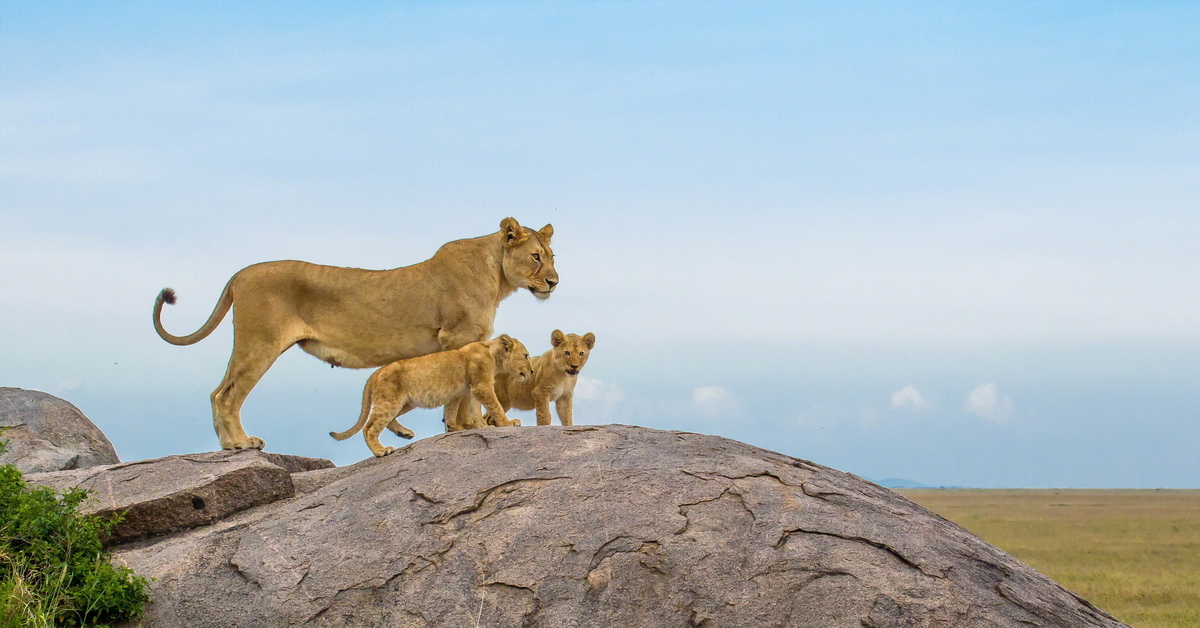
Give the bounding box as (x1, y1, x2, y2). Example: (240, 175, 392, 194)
(0, 441, 149, 627)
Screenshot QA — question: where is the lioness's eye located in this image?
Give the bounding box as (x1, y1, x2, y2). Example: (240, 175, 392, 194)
(532, 253, 540, 263)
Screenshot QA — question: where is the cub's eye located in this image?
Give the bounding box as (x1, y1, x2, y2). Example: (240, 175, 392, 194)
(564, 351, 571, 357)
(524, 354, 530, 359)
(580, 352, 586, 357)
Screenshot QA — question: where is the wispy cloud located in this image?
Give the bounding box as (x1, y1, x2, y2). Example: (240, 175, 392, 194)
(964, 383, 1013, 425)
(572, 377, 624, 423)
(574, 376, 624, 404)
(691, 386, 740, 420)
(890, 386, 926, 411)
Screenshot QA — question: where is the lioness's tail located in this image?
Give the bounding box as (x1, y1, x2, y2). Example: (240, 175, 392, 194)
(331, 373, 376, 441)
(153, 282, 234, 346)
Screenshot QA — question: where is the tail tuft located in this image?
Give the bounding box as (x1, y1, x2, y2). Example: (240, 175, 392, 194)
(160, 288, 177, 305)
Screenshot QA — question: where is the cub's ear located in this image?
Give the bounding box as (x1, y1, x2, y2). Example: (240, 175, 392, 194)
(500, 217, 526, 248)
(497, 334, 513, 351)
(539, 224, 554, 242)
(550, 329, 566, 347)
(582, 332, 596, 349)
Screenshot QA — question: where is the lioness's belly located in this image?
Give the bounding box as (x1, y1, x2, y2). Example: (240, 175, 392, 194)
(297, 335, 443, 369)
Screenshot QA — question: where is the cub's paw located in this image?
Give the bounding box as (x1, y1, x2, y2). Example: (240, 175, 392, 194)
(373, 446, 396, 457)
(389, 425, 416, 439)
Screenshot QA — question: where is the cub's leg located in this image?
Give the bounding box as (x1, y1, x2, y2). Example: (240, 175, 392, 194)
(484, 382, 514, 426)
(442, 397, 467, 432)
(534, 396, 554, 426)
(385, 419, 416, 439)
(364, 396, 412, 457)
(210, 333, 291, 450)
(437, 324, 490, 431)
(472, 382, 516, 428)
(555, 394, 574, 426)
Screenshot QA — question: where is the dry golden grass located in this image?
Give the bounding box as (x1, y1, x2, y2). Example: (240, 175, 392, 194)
(898, 489, 1200, 628)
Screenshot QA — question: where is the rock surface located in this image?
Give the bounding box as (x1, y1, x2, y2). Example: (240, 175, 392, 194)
(27, 450, 334, 545)
(114, 425, 1126, 627)
(0, 387, 120, 473)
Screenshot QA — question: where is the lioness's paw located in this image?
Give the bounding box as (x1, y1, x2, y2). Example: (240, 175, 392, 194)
(223, 436, 266, 450)
(374, 446, 395, 457)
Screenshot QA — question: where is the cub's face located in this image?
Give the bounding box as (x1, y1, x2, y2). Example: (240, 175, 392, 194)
(550, 330, 596, 376)
(497, 336, 534, 381)
(499, 218, 558, 300)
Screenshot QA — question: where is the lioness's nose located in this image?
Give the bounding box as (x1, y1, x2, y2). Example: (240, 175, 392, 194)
(545, 278, 557, 290)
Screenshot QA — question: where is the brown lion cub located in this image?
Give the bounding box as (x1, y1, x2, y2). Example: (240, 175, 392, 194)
(490, 330, 595, 427)
(331, 335, 533, 457)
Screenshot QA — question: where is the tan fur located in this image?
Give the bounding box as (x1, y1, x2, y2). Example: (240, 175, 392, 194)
(490, 330, 595, 427)
(330, 335, 532, 457)
(153, 218, 556, 450)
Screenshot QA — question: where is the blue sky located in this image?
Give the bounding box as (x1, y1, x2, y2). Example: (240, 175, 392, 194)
(2, 2, 1197, 487)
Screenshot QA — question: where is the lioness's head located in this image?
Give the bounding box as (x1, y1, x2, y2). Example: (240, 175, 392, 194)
(492, 334, 534, 381)
(499, 217, 558, 300)
(549, 330, 595, 377)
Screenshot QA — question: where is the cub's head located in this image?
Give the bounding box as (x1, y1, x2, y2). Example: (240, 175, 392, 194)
(493, 334, 534, 381)
(549, 330, 595, 376)
(499, 217, 558, 300)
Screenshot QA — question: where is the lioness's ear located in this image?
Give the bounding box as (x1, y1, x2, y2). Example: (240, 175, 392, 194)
(582, 332, 596, 349)
(500, 217, 526, 248)
(539, 224, 554, 242)
(498, 334, 513, 351)
(550, 329, 565, 347)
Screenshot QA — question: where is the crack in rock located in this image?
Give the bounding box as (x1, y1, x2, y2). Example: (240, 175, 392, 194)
(430, 476, 569, 525)
(775, 527, 945, 579)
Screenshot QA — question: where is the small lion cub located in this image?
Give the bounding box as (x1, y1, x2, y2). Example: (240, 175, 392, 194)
(490, 329, 595, 427)
(331, 335, 533, 457)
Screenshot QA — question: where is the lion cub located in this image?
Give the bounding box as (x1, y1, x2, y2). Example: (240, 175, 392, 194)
(331, 335, 533, 457)
(490, 330, 595, 427)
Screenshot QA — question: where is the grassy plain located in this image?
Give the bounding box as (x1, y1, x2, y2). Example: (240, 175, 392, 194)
(898, 489, 1200, 628)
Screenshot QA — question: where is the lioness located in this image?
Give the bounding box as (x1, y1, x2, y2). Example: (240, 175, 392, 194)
(489, 329, 595, 426)
(153, 218, 557, 451)
(330, 335, 533, 457)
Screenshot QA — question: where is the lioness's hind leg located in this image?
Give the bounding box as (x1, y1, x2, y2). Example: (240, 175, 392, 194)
(211, 336, 289, 450)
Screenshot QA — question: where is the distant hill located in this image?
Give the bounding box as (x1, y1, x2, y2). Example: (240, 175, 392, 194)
(876, 478, 932, 489)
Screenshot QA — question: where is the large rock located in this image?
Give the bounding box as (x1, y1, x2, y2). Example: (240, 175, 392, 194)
(114, 425, 1125, 627)
(26, 450, 334, 545)
(0, 387, 120, 473)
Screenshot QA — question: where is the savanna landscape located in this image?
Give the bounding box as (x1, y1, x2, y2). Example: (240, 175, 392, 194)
(900, 489, 1200, 628)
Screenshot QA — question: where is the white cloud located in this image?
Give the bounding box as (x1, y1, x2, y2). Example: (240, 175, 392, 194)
(55, 377, 83, 393)
(691, 386, 740, 419)
(965, 383, 1013, 424)
(891, 386, 926, 410)
(574, 376, 624, 404)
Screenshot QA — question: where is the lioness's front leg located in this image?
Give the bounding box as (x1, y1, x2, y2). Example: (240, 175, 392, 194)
(555, 393, 574, 426)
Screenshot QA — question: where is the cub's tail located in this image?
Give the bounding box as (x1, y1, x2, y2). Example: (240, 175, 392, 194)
(331, 372, 376, 441)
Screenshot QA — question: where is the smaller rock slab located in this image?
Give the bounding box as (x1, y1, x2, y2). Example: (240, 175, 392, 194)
(25, 450, 333, 545)
(0, 388, 120, 473)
